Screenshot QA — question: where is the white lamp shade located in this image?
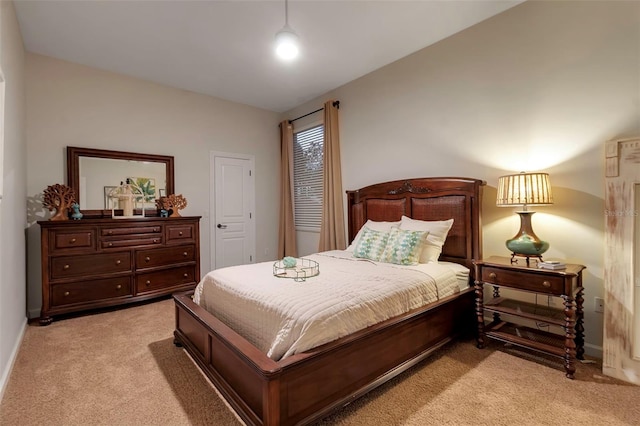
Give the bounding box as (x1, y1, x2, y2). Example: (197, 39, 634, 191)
(496, 172, 553, 207)
(275, 27, 299, 60)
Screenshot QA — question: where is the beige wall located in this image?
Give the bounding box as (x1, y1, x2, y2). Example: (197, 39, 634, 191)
(25, 53, 281, 317)
(0, 1, 26, 398)
(284, 1, 640, 355)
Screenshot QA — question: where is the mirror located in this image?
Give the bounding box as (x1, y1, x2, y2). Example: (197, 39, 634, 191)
(67, 146, 174, 218)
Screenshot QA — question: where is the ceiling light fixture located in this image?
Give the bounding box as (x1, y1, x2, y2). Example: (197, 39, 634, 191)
(274, 0, 299, 61)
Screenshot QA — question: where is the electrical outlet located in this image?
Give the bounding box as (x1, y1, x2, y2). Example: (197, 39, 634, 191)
(595, 297, 605, 313)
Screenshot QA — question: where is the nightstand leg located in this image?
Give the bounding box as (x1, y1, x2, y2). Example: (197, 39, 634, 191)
(563, 295, 577, 379)
(475, 279, 485, 349)
(575, 287, 585, 360)
(492, 285, 501, 323)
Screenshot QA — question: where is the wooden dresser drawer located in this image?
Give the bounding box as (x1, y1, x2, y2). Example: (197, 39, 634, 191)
(51, 277, 132, 307)
(101, 225, 162, 237)
(481, 266, 564, 295)
(101, 236, 162, 249)
(166, 223, 196, 243)
(136, 245, 196, 269)
(51, 252, 132, 279)
(50, 229, 95, 252)
(136, 265, 196, 294)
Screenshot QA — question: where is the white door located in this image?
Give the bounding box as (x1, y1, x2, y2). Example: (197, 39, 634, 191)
(211, 152, 255, 270)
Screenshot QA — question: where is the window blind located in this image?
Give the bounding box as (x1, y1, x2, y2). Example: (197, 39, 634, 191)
(293, 125, 324, 231)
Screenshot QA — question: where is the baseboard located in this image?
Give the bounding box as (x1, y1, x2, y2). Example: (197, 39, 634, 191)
(28, 308, 40, 319)
(584, 342, 603, 360)
(0, 317, 27, 402)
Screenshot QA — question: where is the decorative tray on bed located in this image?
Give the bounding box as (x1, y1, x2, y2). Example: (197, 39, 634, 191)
(273, 257, 319, 282)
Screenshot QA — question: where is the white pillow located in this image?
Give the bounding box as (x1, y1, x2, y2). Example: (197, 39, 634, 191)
(346, 219, 401, 252)
(399, 216, 454, 263)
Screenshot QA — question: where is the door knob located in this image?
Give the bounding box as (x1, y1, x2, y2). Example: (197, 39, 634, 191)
(217, 224, 227, 229)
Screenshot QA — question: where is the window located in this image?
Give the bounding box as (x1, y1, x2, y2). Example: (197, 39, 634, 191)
(293, 125, 324, 231)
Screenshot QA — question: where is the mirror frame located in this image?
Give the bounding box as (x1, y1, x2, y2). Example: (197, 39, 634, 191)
(67, 146, 175, 218)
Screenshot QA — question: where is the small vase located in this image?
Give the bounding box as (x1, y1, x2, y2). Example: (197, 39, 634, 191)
(71, 203, 83, 220)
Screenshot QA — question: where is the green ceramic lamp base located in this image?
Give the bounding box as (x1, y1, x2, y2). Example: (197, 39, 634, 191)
(506, 211, 549, 265)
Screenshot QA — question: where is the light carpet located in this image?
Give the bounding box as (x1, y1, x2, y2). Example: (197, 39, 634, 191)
(1, 298, 638, 425)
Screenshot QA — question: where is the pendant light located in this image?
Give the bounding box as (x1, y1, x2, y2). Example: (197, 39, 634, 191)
(274, 0, 299, 60)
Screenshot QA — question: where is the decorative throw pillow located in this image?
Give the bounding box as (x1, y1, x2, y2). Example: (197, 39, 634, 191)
(352, 226, 390, 261)
(346, 220, 401, 252)
(380, 227, 429, 265)
(399, 216, 454, 263)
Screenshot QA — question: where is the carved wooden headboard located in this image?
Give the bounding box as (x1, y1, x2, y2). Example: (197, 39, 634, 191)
(346, 177, 485, 273)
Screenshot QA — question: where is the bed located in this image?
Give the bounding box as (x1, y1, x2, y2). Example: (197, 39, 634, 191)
(173, 176, 484, 425)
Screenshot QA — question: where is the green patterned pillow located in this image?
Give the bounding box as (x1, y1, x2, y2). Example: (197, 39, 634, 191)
(380, 227, 429, 265)
(353, 226, 390, 261)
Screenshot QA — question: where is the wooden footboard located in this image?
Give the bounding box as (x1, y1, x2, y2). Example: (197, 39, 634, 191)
(174, 288, 474, 426)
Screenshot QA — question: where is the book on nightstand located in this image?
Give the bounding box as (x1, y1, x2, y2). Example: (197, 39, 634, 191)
(538, 260, 566, 270)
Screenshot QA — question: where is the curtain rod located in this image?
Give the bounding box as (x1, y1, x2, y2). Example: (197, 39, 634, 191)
(289, 100, 340, 124)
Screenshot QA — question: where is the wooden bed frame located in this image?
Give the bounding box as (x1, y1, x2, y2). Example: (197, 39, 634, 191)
(173, 177, 484, 425)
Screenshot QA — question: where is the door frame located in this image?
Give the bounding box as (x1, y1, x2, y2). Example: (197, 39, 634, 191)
(209, 150, 256, 271)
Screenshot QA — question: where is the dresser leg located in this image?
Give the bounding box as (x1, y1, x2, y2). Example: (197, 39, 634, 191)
(475, 279, 485, 349)
(39, 316, 53, 326)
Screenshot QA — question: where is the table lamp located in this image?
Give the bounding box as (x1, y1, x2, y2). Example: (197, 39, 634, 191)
(496, 172, 553, 265)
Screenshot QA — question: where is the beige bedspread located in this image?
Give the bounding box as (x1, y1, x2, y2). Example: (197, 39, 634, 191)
(194, 250, 462, 360)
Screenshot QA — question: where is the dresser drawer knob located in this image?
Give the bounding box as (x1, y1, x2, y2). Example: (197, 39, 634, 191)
(145, 256, 150, 262)
(108, 242, 113, 247)
(489, 272, 497, 279)
(70, 238, 76, 243)
(63, 264, 70, 270)
(183, 252, 188, 256)
(116, 260, 121, 265)
(64, 291, 70, 296)
(183, 273, 188, 278)
(154, 227, 159, 232)
(146, 280, 151, 286)
(108, 231, 113, 235)
(179, 231, 183, 236)
(116, 284, 122, 290)
(542, 281, 551, 288)
(153, 239, 159, 243)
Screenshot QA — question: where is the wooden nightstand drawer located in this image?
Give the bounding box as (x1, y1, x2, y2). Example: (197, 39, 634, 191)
(481, 267, 564, 295)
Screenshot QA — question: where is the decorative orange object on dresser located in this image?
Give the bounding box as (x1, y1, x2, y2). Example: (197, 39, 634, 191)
(42, 183, 76, 221)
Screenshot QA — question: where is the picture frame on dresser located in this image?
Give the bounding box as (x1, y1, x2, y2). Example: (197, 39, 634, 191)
(104, 186, 117, 209)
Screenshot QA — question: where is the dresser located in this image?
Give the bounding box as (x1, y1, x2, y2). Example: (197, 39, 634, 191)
(38, 216, 201, 325)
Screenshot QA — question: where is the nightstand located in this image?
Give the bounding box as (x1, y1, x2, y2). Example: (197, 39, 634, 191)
(473, 256, 586, 379)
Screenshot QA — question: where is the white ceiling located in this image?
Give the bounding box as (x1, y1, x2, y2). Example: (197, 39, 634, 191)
(14, 0, 523, 113)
